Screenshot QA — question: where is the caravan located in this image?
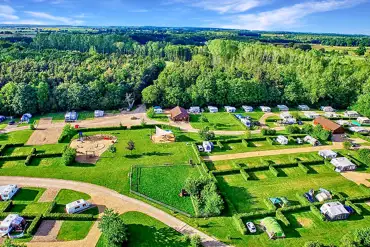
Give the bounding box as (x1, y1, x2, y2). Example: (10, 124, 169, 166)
(0, 214, 26, 237)
(65, 199, 92, 214)
(0, 185, 19, 201)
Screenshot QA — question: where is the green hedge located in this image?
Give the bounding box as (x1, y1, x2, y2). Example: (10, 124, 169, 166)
(276, 209, 290, 227)
(280, 204, 310, 213)
(345, 201, 362, 215)
(209, 172, 217, 183)
(240, 169, 250, 182)
(43, 213, 96, 221)
(35, 153, 63, 158)
(331, 190, 345, 201)
(233, 215, 247, 235)
(58, 124, 78, 143)
(269, 166, 279, 177)
(266, 137, 275, 145)
(264, 198, 276, 210)
(216, 140, 224, 150)
(296, 192, 309, 206)
(239, 209, 276, 220)
(191, 143, 202, 164)
(298, 162, 309, 174)
(80, 126, 128, 132)
(44, 201, 56, 214)
(24, 148, 36, 166)
(241, 139, 248, 147)
(0, 144, 7, 156)
(26, 216, 43, 235)
(0, 155, 28, 161)
(211, 169, 241, 176)
(200, 162, 210, 174)
(346, 195, 370, 203)
(246, 137, 267, 142)
(310, 205, 325, 221)
(0, 201, 12, 213)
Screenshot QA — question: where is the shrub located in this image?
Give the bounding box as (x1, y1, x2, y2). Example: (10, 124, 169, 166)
(269, 166, 279, 177)
(98, 209, 128, 247)
(359, 149, 370, 164)
(200, 115, 208, 123)
(62, 147, 76, 166)
(304, 241, 325, 247)
(261, 128, 276, 136)
(216, 141, 224, 149)
(276, 209, 290, 227)
(199, 127, 215, 141)
(190, 235, 202, 247)
(146, 107, 155, 118)
(109, 145, 117, 153)
(343, 141, 352, 150)
(233, 215, 247, 235)
(58, 124, 77, 143)
(302, 123, 314, 134)
(286, 125, 301, 134)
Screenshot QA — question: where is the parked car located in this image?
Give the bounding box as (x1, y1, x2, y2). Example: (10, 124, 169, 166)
(297, 120, 303, 125)
(197, 145, 204, 152)
(8, 120, 15, 125)
(246, 222, 257, 233)
(351, 142, 360, 148)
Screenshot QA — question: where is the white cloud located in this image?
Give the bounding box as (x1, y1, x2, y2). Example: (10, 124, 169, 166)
(0, 5, 19, 20)
(216, 0, 367, 30)
(2, 19, 47, 25)
(24, 11, 83, 25)
(165, 0, 267, 13)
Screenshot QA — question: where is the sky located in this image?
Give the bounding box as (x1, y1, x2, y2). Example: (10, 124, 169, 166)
(0, 0, 370, 34)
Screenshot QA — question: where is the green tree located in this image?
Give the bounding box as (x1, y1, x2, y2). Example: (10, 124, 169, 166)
(304, 241, 324, 247)
(146, 107, 155, 118)
(62, 147, 77, 166)
(126, 140, 135, 155)
(343, 141, 352, 150)
(36, 81, 50, 113)
(98, 209, 128, 247)
(198, 127, 215, 141)
(355, 45, 367, 56)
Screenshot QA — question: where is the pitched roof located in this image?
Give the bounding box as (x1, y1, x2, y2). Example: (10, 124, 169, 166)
(314, 117, 342, 131)
(170, 106, 188, 118)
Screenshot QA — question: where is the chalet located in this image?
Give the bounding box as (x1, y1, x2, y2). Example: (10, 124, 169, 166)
(313, 117, 345, 134)
(170, 106, 189, 122)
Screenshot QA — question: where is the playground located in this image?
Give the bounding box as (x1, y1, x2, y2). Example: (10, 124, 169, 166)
(69, 134, 117, 164)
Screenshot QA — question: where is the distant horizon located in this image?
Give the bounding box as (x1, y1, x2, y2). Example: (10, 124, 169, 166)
(0, 0, 370, 35)
(1, 24, 370, 37)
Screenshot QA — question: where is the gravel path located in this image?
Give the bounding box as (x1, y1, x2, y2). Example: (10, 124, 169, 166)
(203, 142, 343, 161)
(0, 176, 228, 247)
(31, 220, 62, 242)
(38, 188, 60, 202)
(341, 171, 370, 187)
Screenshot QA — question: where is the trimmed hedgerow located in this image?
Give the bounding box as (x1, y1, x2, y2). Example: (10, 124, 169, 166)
(233, 215, 247, 235)
(43, 213, 97, 221)
(269, 165, 279, 177)
(26, 215, 43, 235)
(24, 148, 36, 166)
(298, 162, 309, 174)
(310, 205, 325, 221)
(345, 201, 362, 215)
(276, 209, 290, 227)
(264, 198, 276, 210)
(62, 147, 77, 166)
(58, 124, 78, 143)
(240, 169, 250, 182)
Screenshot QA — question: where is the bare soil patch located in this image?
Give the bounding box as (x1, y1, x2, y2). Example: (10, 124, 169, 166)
(26, 118, 63, 145)
(31, 220, 62, 242)
(70, 135, 117, 164)
(297, 217, 313, 228)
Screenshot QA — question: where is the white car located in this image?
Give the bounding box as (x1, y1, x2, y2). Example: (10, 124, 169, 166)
(197, 145, 204, 152)
(246, 222, 257, 233)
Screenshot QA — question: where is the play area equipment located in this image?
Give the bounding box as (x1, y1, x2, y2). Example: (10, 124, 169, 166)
(70, 134, 117, 164)
(151, 126, 175, 143)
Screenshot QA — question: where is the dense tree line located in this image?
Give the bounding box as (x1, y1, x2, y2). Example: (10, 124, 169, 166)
(143, 39, 370, 116)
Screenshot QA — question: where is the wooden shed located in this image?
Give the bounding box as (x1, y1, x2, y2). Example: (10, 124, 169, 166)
(313, 117, 345, 134)
(170, 106, 189, 122)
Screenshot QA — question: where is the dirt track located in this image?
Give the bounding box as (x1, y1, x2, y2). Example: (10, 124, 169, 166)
(0, 176, 228, 247)
(26, 118, 63, 145)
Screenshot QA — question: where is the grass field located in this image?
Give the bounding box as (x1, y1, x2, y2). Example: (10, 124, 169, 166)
(190, 113, 245, 131)
(96, 211, 190, 247)
(0, 130, 33, 145)
(12, 187, 46, 201)
(217, 163, 368, 213)
(134, 165, 200, 215)
(57, 221, 94, 241)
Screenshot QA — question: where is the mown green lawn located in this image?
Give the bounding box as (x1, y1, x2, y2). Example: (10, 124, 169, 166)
(57, 221, 94, 241)
(12, 187, 45, 201)
(148, 113, 169, 122)
(135, 165, 200, 215)
(0, 130, 33, 145)
(217, 163, 369, 214)
(53, 189, 99, 215)
(190, 113, 245, 131)
(96, 211, 191, 247)
(0, 129, 197, 196)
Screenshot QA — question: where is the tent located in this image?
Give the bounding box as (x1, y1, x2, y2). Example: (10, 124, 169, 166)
(151, 127, 175, 143)
(261, 217, 285, 239)
(324, 112, 339, 118)
(349, 127, 369, 134)
(21, 113, 32, 123)
(315, 188, 332, 202)
(304, 111, 320, 119)
(320, 202, 350, 221)
(304, 136, 320, 146)
(0, 214, 26, 237)
(0, 116, 5, 123)
(66, 199, 92, 214)
(0, 184, 19, 201)
(269, 197, 290, 208)
(153, 106, 163, 114)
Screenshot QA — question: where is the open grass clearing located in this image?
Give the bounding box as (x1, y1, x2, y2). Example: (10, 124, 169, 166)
(96, 211, 191, 247)
(12, 187, 46, 201)
(134, 165, 200, 215)
(217, 163, 369, 214)
(57, 221, 94, 241)
(190, 113, 245, 131)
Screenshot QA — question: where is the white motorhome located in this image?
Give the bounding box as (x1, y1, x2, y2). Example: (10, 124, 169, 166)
(276, 135, 289, 145)
(0, 214, 26, 237)
(207, 106, 218, 113)
(260, 106, 271, 112)
(225, 106, 236, 113)
(65, 199, 92, 214)
(0, 185, 19, 201)
(189, 107, 201, 114)
(242, 106, 254, 112)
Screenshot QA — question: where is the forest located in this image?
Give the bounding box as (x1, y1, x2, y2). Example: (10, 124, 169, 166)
(0, 31, 370, 117)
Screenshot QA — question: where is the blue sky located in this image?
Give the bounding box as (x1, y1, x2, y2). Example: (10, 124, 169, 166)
(0, 0, 369, 34)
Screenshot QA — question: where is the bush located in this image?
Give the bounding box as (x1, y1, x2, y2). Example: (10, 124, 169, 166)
(62, 147, 76, 166)
(26, 216, 43, 235)
(286, 125, 301, 134)
(276, 209, 290, 227)
(146, 107, 155, 118)
(269, 165, 279, 177)
(310, 205, 325, 221)
(261, 128, 276, 136)
(302, 123, 314, 134)
(199, 127, 215, 141)
(58, 124, 77, 143)
(233, 215, 247, 235)
(343, 141, 352, 150)
(109, 145, 117, 153)
(190, 235, 202, 247)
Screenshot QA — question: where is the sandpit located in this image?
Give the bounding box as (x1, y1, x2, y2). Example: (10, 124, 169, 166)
(70, 134, 117, 164)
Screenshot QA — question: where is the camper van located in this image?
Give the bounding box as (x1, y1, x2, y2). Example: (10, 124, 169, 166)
(65, 199, 92, 214)
(0, 185, 19, 201)
(0, 214, 26, 237)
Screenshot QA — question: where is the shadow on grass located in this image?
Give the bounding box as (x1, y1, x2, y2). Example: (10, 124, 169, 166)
(6, 204, 27, 213)
(13, 188, 40, 201)
(175, 135, 196, 142)
(125, 152, 172, 159)
(305, 165, 319, 174)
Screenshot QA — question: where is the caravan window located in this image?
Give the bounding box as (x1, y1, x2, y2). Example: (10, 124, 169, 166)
(83, 204, 86, 207)
(75, 206, 80, 209)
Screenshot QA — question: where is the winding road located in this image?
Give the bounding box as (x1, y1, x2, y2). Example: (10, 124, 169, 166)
(0, 176, 228, 247)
